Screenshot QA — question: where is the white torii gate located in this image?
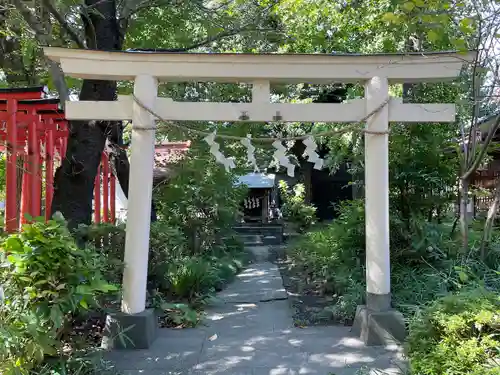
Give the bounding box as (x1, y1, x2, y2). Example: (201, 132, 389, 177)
(43, 47, 473, 348)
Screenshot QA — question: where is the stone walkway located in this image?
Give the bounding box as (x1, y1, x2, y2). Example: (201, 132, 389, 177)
(107, 246, 406, 375)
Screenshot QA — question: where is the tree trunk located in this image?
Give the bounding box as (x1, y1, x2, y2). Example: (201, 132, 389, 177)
(51, 0, 123, 229)
(459, 178, 470, 253)
(302, 162, 312, 204)
(51, 82, 115, 228)
(480, 178, 500, 260)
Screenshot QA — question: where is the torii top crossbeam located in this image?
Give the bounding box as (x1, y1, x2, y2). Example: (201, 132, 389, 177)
(44, 47, 473, 83)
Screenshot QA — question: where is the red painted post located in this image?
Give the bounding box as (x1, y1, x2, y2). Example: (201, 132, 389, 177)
(55, 141, 62, 163)
(34, 131, 42, 218)
(61, 138, 67, 160)
(94, 163, 101, 223)
(28, 116, 40, 218)
(5, 99, 18, 232)
(20, 156, 30, 226)
(102, 153, 109, 223)
(110, 173, 116, 223)
(45, 122, 55, 221)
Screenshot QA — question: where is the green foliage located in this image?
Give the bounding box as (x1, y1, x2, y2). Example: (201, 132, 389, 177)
(147, 222, 188, 291)
(289, 199, 500, 324)
(156, 247, 244, 306)
(79, 221, 245, 309)
(289, 200, 364, 322)
(385, 0, 478, 51)
(406, 288, 500, 375)
(32, 355, 117, 375)
(290, 192, 500, 374)
(155, 142, 248, 254)
(5, 1, 499, 374)
(146, 223, 245, 326)
(159, 302, 201, 328)
(73, 222, 125, 285)
(165, 257, 219, 302)
(0, 218, 117, 375)
(278, 180, 317, 232)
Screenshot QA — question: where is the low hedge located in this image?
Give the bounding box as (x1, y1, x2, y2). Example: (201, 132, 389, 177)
(406, 287, 500, 375)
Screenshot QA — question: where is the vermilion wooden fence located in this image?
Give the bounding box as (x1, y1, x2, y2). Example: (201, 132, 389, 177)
(0, 86, 116, 231)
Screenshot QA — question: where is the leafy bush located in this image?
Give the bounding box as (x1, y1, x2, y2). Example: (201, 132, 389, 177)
(159, 251, 244, 305)
(288, 199, 500, 324)
(212, 256, 244, 287)
(406, 288, 500, 375)
(165, 256, 219, 302)
(147, 222, 188, 291)
(73, 222, 125, 285)
(159, 302, 201, 328)
(0, 218, 117, 375)
(77, 219, 246, 314)
(278, 180, 317, 232)
(155, 143, 247, 254)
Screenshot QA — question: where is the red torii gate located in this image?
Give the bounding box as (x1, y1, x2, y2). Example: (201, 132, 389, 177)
(0, 86, 116, 232)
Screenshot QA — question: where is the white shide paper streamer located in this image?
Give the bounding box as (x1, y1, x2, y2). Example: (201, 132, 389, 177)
(240, 134, 259, 172)
(204, 132, 236, 172)
(302, 136, 324, 170)
(272, 140, 295, 177)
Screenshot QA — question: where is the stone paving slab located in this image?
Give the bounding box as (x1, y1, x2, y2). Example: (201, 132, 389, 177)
(213, 262, 287, 304)
(106, 247, 406, 375)
(201, 301, 294, 334)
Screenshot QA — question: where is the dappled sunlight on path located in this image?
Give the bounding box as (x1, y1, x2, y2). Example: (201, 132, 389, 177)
(106, 246, 406, 375)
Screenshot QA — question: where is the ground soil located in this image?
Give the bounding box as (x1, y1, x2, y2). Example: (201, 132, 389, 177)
(269, 244, 352, 327)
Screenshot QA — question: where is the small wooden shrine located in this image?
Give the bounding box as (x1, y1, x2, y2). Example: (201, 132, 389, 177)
(236, 173, 276, 223)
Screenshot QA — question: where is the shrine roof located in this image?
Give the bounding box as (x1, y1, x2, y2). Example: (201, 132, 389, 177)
(479, 112, 500, 132)
(154, 141, 190, 166)
(0, 98, 60, 105)
(0, 86, 47, 94)
(236, 173, 275, 189)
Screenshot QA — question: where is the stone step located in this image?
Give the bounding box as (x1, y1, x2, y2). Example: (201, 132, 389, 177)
(233, 225, 283, 234)
(238, 234, 263, 246)
(233, 225, 284, 244)
(284, 232, 301, 242)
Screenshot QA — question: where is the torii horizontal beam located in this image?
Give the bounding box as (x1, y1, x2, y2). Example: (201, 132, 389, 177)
(66, 96, 456, 123)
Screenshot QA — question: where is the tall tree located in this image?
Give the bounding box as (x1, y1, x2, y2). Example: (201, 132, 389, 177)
(8, 0, 279, 228)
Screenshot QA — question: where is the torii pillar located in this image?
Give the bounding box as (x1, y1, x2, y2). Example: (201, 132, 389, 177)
(351, 76, 407, 345)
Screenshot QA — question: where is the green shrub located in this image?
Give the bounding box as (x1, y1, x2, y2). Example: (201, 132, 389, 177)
(289, 200, 364, 288)
(211, 256, 244, 290)
(288, 199, 500, 324)
(166, 256, 219, 302)
(79, 221, 245, 311)
(215, 233, 245, 255)
(155, 143, 248, 253)
(148, 222, 188, 291)
(406, 288, 500, 375)
(159, 302, 201, 328)
(73, 222, 125, 285)
(278, 180, 317, 232)
(0, 218, 117, 375)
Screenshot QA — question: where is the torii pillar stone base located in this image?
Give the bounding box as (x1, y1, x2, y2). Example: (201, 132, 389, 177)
(101, 309, 158, 350)
(352, 304, 407, 346)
